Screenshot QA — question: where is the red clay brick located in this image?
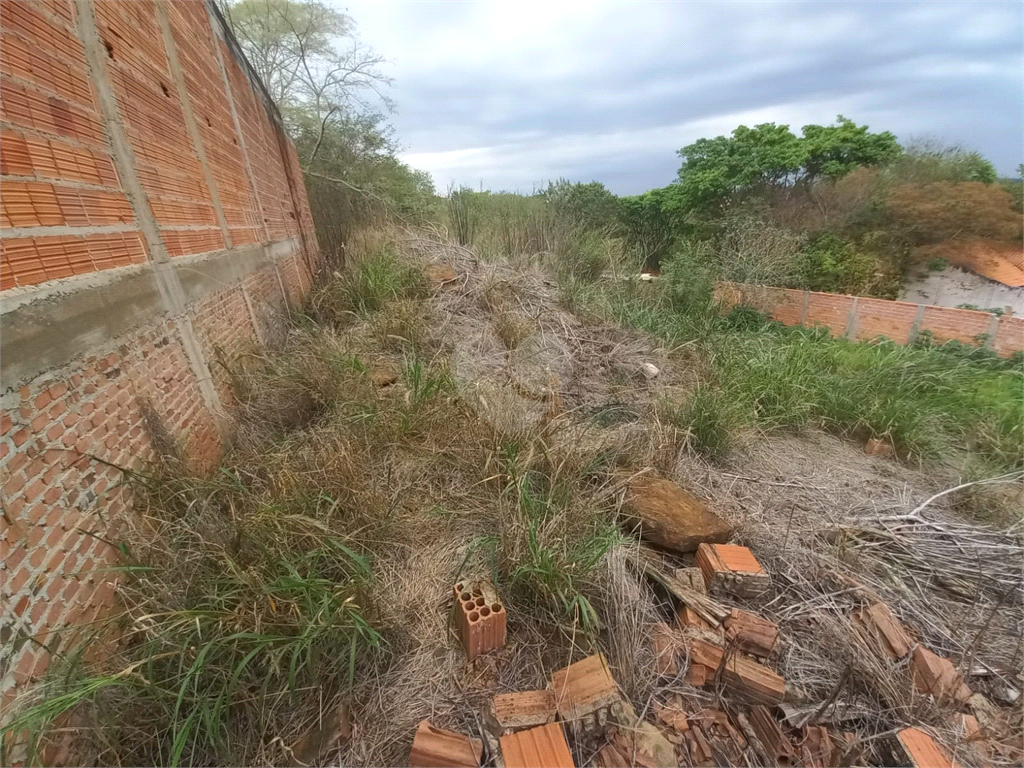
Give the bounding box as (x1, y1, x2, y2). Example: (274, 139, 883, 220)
(5, 473, 27, 496)
(23, 479, 46, 501)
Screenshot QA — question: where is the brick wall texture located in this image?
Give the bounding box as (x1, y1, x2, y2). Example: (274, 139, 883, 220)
(0, 0, 321, 716)
(716, 282, 1024, 357)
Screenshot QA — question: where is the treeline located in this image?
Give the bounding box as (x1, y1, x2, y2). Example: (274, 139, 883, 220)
(447, 118, 1022, 299)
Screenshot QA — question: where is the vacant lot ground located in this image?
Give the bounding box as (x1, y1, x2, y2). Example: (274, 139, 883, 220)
(7, 229, 1021, 768)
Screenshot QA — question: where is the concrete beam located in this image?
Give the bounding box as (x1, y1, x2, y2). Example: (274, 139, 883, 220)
(1, 240, 298, 388)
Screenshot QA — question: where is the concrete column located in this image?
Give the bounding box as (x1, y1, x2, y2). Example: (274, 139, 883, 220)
(154, 0, 232, 249)
(844, 296, 859, 340)
(74, 0, 225, 424)
(908, 303, 926, 344)
(799, 290, 810, 326)
(206, 1, 272, 244)
(985, 313, 1000, 350)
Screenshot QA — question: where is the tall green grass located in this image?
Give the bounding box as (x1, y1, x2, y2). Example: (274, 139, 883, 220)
(2, 469, 381, 767)
(482, 440, 622, 635)
(578, 275, 1023, 470)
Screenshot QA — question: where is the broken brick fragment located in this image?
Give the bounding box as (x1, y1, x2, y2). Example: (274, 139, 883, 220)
(682, 638, 785, 705)
(683, 726, 715, 768)
(453, 581, 506, 660)
(652, 621, 680, 676)
(675, 567, 706, 593)
(424, 263, 458, 287)
(408, 719, 483, 768)
(492, 690, 556, 731)
(597, 722, 676, 768)
(724, 608, 779, 658)
(499, 722, 574, 768)
(551, 653, 621, 722)
(910, 645, 971, 703)
(696, 543, 770, 598)
(370, 365, 399, 387)
(746, 705, 798, 766)
(890, 727, 959, 768)
(864, 438, 894, 456)
(851, 601, 913, 660)
(653, 697, 689, 733)
(693, 709, 747, 766)
(799, 724, 835, 768)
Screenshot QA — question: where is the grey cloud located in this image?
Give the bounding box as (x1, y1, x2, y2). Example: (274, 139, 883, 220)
(339, 0, 1022, 194)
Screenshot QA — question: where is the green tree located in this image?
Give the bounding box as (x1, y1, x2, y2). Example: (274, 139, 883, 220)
(674, 117, 901, 214)
(676, 123, 807, 209)
(224, 0, 392, 169)
(540, 180, 621, 232)
(889, 138, 998, 184)
(801, 116, 902, 181)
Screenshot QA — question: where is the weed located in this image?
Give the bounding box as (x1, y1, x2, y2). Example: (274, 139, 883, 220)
(446, 187, 477, 246)
(661, 385, 736, 462)
(486, 440, 622, 634)
(3, 460, 381, 767)
(305, 240, 425, 325)
(578, 275, 1023, 470)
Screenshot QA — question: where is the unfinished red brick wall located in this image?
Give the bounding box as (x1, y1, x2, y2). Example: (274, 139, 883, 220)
(716, 282, 1024, 357)
(1, 0, 320, 717)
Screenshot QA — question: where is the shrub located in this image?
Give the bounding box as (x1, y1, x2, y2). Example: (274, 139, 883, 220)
(887, 182, 1022, 244)
(795, 233, 877, 294)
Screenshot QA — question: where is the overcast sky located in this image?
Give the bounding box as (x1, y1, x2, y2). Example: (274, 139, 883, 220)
(337, 0, 1022, 196)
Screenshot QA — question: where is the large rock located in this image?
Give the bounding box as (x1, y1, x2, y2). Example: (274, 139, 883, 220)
(623, 476, 732, 553)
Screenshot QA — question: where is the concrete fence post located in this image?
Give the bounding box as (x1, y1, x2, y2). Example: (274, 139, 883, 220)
(985, 313, 1001, 349)
(799, 290, 810, 326)
(907, 304, 926, 344)
(844, 296, 859, 340)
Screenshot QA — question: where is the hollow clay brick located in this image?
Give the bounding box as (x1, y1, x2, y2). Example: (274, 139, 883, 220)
(891, 727, 958, 768)
(408, 719, 482, 768)
(499, 722, 574, 768)
(550, 653, 620, 721)
(682, 638, 785, 705)
(453, 581, 506, 660)
(851, 601, 913, 660)
(723, 608, 779, 658)
(492, 690, 556, 731)
(696, 542, 770, 599)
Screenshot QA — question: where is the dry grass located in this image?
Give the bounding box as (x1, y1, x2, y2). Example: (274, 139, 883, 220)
(9, 227, 1021, 767)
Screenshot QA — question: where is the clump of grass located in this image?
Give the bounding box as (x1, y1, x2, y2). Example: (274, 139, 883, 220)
(482, 440, 623, 635)
(446, 187, 477, 246)
(3, 457, 381, 767)
(660, 385, 736, 462)
(305, 238, 426, 325)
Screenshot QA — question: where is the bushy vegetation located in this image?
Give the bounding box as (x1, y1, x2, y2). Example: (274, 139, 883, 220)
(617, 121, 1021, 297)
(576, 262, 1023, 470)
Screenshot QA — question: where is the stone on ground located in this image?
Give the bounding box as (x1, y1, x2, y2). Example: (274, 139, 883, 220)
(623, 475, 732, 553)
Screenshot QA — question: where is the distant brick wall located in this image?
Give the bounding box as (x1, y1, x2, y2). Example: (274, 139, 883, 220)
(716, 282, 1024, 358)
(1, 0, 320, 717)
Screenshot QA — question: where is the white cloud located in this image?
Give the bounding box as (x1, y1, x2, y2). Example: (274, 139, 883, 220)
(337, 0, 1022, 193)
